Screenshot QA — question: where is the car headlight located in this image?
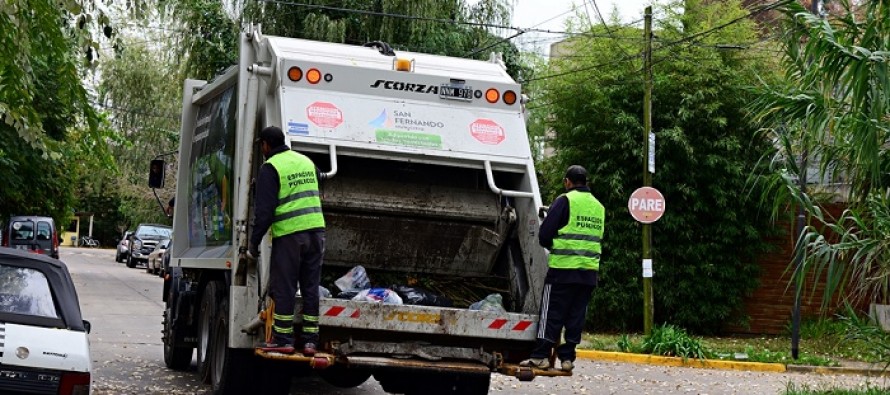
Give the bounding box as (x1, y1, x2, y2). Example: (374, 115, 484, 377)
(134, 240, 143, 250)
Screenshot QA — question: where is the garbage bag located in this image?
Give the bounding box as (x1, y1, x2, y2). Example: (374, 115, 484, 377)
(336, 290, 360, 300)
(335, 265, 371, 292)
(469, 293, 505, 313)
(352, 288, 403, 304)
(319, 285, 332, 298)
(391, 284, 453, 307)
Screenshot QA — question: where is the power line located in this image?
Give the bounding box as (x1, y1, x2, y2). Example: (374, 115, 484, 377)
(526, 0, 792, 82)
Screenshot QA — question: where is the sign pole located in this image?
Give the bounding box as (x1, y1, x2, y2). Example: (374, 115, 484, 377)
(642, 5, 654, 336)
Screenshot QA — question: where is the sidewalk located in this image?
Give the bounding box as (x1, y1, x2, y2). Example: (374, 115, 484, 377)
(576, 349, 890, 377)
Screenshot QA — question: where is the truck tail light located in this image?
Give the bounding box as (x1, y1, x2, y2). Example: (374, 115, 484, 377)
(59, 371, 90, 395)
(306, 68, 322, 84)
(503, 90, 517, 105)
(287, 67, 303, 82)
(485, 88, 500, 104)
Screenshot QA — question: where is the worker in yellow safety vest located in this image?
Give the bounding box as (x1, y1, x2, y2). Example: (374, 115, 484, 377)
(250, 126, 326, 356)
(521, 165, 604, 372)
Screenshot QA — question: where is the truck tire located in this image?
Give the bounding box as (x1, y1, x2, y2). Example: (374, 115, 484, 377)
(210, 297, 255, 395)
(198, 281, 222, 384)
(162, 307, 193, 370)
(319, 366, 372, 388)
(126, 255, 136, 268)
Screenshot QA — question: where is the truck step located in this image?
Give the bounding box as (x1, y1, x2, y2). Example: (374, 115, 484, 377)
(254, 349, 335, 369)
(499, 364, 572, 381)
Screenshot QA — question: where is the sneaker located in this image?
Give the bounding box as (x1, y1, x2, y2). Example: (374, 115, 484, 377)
(560, 360, 574, 372)
(519, 358, 551, 369)
(258, 342, 295, 354)
(302, 342, 317, 356)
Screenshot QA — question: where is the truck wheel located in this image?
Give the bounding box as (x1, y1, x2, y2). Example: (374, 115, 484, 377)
(115, 252, 122, 263)
(319, 366, 372, 388)
(197, 281, 222, 384)
(210, 297, 255, 395)
(126, 255, 136, 268)
(162, 307, 193, 370)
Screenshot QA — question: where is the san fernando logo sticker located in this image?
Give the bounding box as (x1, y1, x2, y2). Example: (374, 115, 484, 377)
(470, 119, 505, 145)
(306, 102, 343, 128)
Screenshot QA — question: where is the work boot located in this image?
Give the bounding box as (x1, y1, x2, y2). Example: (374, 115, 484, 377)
(258, 342, 295, 354)
(302, 342, 317, 356)
(560, 360, 574, 372)
(519, 358, 550, 369)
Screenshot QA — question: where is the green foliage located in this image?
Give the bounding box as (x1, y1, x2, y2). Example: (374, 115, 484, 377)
(839, 305, 890, 369)
(639, 324, 707, 359)
(238, 0, 530, 80)
(784, 383, 890, 395)
(532, 0, 777, 333)
(751, 0, 890, 307)
(0, 0, 109, 225)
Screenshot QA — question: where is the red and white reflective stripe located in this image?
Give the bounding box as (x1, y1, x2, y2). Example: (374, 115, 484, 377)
(487, 319, 533, 331)
(323, 306, 360, 318)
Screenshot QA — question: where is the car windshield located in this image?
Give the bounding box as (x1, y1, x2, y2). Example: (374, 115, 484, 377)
(0, 264, 59, 318)
(136, 226, 172, 238)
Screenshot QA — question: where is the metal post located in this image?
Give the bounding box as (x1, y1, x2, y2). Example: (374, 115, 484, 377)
(642, 6, 654, 336)
(792, 0, 822, 361)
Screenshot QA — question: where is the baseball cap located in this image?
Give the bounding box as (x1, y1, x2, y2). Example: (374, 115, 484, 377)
(256, 126, 285, 147)
(565, 165, 588, 183)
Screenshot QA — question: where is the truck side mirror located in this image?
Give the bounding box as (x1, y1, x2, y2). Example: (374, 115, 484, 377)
(149, 159, 166, 188)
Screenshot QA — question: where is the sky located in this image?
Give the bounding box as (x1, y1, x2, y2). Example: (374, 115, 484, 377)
(497, 0, 657, 56)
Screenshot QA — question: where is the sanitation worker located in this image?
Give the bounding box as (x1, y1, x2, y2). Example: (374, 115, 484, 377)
(250, 125, 326, 355)
(521, 165, 605, 371)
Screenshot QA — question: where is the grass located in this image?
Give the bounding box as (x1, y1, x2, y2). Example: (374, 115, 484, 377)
(783, 383, 890, 395)
(581, 318, 880, 367)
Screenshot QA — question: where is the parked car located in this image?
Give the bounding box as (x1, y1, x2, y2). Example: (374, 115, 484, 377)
(116, 231, 134, 263)
(127, 223, 172, 268)
(1, 215, 60, 259)
(161, 238, 173, 278)
(147, 238, 171, 275)
(0, 248, 91, 394)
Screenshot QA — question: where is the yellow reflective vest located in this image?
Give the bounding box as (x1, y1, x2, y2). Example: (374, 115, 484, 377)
(549, 190, 605, 270)
(265, 150, 325, 237)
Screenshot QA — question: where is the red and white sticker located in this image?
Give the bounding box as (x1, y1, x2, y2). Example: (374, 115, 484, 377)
(470, 119, 506, 145)
(306, 102, 343, 128)
(487, 318, 534, 332)
(323, 305, 360, 318)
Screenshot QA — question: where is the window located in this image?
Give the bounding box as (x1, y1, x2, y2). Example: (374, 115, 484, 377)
(0, 264, 59, 318)
(36, 221, 51, 241)
(11, 221, 34, 241)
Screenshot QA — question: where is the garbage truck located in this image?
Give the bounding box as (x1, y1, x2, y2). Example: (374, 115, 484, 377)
(158, 24, 565, 394)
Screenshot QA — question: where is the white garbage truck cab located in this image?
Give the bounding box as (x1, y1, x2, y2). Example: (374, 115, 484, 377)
(161, 25, 565, 394)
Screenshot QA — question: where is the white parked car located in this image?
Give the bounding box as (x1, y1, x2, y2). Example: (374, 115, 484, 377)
(147, 238, 171, 276)
(0, 248, 91, 394)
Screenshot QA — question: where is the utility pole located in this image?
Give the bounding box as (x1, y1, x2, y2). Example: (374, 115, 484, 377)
(642, 5, 654, 336)
(792, 0, 823, 361)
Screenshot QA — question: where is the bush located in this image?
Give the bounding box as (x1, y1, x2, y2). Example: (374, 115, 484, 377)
(639, 324, 708, 360)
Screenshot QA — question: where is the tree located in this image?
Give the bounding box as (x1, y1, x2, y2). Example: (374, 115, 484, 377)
(752, 0, 890, 307)
(530, 0, 780, 333)
(0, 0, 110, 226)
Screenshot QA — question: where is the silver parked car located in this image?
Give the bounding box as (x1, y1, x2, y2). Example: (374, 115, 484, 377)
(116, 231, 133, 263)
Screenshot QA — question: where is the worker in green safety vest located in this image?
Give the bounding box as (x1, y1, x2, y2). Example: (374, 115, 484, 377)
(250, 126, 326, 356)
(521, 165, 604, 372)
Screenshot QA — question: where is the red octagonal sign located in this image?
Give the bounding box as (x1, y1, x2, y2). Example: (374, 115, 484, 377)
(628, 187, 666, 224)
(306, 101, 343, 128)
(470, 119, 506, 145)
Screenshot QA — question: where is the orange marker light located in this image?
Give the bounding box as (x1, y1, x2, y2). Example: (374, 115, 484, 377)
(287, 67, 303, 82)
(503, 90, 517, 105)
(306, 68, 322, 84)
(485, 88, 500, 104)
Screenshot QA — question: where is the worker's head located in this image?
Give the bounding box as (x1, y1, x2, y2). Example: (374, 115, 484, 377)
(257, 126, 286, 157)
(563, 165, 588, 190)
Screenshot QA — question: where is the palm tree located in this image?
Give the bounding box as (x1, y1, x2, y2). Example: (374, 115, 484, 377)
(753, 0, 890, 307)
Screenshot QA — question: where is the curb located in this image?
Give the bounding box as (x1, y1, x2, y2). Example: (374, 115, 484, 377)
(576, 350, 787, 372)
(577, 350, 890, 376)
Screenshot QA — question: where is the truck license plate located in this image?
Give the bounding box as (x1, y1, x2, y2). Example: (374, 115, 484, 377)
(439, 84, 473, 101)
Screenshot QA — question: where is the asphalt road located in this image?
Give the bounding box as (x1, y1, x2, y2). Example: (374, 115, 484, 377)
(62, 247, 886, 395)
